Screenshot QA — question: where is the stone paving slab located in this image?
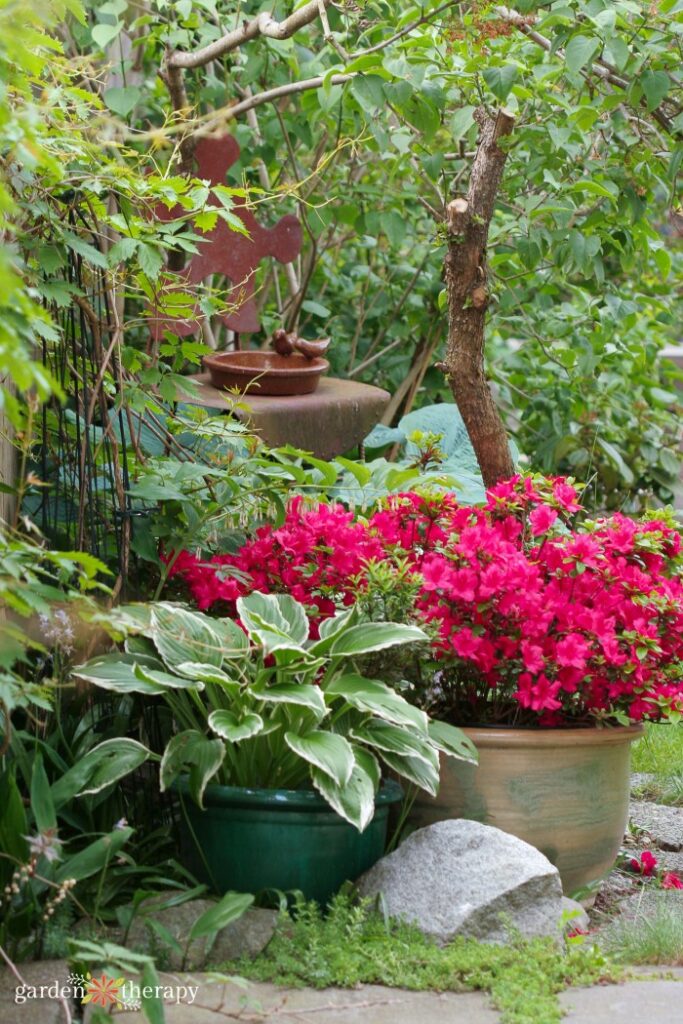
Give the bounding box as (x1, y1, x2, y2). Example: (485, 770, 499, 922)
(0, 959, 72, 1024)
(630, 802, 683, 851)
(559, 980, 683, 1022)
(103, 978, 500, 1023)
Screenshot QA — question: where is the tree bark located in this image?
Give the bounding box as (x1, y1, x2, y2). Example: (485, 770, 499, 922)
(444, 107, 515, 488)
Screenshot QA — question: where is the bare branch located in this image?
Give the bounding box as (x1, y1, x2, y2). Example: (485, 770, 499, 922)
(168, 0, 334, 70)
(349, 0, 459, 58)
(201, 73, 353, 134)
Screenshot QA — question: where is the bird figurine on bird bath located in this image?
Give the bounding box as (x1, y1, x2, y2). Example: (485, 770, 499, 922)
(203, 330, 331, 396)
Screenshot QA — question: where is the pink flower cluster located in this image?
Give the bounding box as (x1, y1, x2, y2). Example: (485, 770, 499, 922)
(169, 475, 683, 725)
(628, 851, 683, 889)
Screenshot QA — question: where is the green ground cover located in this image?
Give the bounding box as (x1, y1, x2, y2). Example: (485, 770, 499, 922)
(226, 896, 618, 1024)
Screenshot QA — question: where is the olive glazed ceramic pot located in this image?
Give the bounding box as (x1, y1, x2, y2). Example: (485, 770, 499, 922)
(410, 724, 643, 896)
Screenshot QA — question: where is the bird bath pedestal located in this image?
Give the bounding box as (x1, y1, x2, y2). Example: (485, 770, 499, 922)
(182, 374, 389, 460)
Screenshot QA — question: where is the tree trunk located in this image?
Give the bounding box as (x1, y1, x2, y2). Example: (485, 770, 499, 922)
(444, 108, 515, 488)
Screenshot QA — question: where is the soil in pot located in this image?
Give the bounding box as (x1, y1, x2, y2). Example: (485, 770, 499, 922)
(176, 779, 403, 905)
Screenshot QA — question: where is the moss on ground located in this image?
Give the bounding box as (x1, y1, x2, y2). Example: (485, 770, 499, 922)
(223, 896, 621, 1024)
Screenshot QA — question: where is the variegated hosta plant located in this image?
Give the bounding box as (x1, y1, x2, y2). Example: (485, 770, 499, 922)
(74, 593, 476, 831)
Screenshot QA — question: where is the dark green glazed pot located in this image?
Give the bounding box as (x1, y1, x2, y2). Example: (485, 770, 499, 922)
(175, 779, 403, 905)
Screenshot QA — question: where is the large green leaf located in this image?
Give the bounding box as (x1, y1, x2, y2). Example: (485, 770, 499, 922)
(285, 730, 354, 786)
(311, 762, 376, 831)
(189, 891, 254, 940)
(351, 721, 439, 767)
(73, 654, 166, 695)
(237, 592, 309, 653)
(31, 754, 57, 831)
(329, 622, 427, 657)
(51, 739, 151, 807)
(175, 662, 239, 690)
(134, 663, 204, 690)
(0, 771, 28, 881)
(211, 617, 249, 659)
(151, 604, 224, 669)
(325, 674, 428, 733)
(160, 730, 224, 807)
(428, 720, 478, 764)
(56, 826, 134, 883)
(255, 683, 327, 719)
(308, 606, 359, 656)
(208, 710, 263, 742)
(564, 34, 600, 74)
(378, 750, 440, 796)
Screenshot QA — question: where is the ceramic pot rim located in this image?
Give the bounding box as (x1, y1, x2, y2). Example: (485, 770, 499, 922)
(458, 723, 644, 749)
(174, 776, 403, 810)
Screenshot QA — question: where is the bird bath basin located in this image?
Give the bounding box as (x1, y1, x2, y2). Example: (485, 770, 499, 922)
(203, 350, 330, 396)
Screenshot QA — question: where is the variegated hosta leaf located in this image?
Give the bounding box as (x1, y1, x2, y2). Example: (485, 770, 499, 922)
(237, 592, 309, 654)
(175, 661, 240, 691)
(428, 720, 478, 764)
(208, 710, 263, 742)
(151, 603, 224, 670)
(378, 749, 440, 797)
(134, 663, 204, 690)
(254, 682, 327, 719)
(285, 730, 355, 787)
(308, 606, 360, 656)
(350, 720, 439, 767)
(311, 762, 377, 832)
(51, 738, 151, 807)
(73, 654, 166, 695)
(325, 674, 428, 733)
(328, 622, 427, 657)
(160, 730, 224, 807)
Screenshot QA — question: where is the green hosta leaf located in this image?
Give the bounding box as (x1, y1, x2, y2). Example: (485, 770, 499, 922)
(427, 720, 478, 764)
(189, 891, 254, 940)
(564, 34, 600, 74)
(351, 745, 381, 789)
(51, 739, 151, 807)
(160, 731, 224, 807)
(351, 721, 438, 767)
(31, 755, 57, 832)
(56, 827, 133, 883)
(175, 662, 239, 690)
(378, 750, 440, 797)
(311, 762, 376, 831)
(237, 592, 310, 653)
(151, 604, 224, 669)
(329, 622, 427, 657)
(255, 683, 327, 719)
(211, 617, 250, 659)
(482, 65, 518, 101)
(285, 730, 354, 786)
(73, 654, 166, 695)
(208, 710, 263, 742)
(309, 606, 360, 656)
(640, 69, 669, 111)
(326, 675, 429, 734)
(134, 664, 203, 691)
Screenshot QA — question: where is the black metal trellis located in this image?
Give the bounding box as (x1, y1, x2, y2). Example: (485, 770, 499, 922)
(32, 199, 135, 594)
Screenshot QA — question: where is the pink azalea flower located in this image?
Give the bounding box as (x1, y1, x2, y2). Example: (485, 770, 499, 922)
(530, 504, 559, 536)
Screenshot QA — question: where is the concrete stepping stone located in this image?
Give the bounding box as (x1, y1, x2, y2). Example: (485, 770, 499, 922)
(560, 980, 683, 1022)
(101, 978, 500, 1023)
(0, 959, 73, 1024)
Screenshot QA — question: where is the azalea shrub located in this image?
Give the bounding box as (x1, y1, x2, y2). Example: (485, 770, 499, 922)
(170, 475, 683, 728)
